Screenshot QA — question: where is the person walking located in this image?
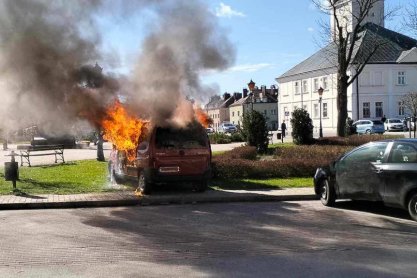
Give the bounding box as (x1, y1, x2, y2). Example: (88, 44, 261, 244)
(280, 120, 287, 143)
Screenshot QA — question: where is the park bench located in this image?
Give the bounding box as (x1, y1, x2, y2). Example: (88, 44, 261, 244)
(19, 144, 65, 167)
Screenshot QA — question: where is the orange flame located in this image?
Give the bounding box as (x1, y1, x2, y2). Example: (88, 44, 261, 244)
(101, 101, 148, 161)
(194, 107, 212, 128)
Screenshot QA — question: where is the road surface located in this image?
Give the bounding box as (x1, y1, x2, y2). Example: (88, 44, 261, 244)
(0, 200, 416, 277)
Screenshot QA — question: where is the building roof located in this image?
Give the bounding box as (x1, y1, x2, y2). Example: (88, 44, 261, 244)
(230, 90, 277, 107)
(277, 23, 417, 81)
(205, 95, 236, 110)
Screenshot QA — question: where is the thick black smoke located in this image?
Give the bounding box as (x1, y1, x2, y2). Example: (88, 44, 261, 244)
(0, 0, 235, 136)
(128, 0, 235, 127)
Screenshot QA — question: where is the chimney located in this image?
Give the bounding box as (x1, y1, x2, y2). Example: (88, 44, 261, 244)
(261, 85, 266, 94)
(243, 88, 248, 98)
(233, 92, 242, 100)
(223, 92, 231, 100)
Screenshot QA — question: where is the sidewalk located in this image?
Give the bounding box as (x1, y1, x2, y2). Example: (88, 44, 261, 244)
(0, 187, 317, 210)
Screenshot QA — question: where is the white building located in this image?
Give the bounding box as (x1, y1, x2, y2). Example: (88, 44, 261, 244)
(276, 0, 417, 135)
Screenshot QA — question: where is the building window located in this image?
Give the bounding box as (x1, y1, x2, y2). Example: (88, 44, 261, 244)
(323, 103, 328, 118)
(314, 104, 319, 118)
(294, 81, 300, 94)
(313, 78, 319, 92)
(363, 102, 370, 118)
(232, 111, 235, 117)
(237, 111, 240, 117)
(302, 80, 308, 93)
(322, 77, 328, 90)
(399, 101, 405, 116)
(398, 71, 406, 85)
(375, 102, 383, 118)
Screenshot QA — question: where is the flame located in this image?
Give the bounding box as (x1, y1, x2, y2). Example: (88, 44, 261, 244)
(194, 107, 212, 128)
(101, 100, 148, 161)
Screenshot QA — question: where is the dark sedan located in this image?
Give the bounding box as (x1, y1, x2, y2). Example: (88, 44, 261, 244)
(314, 139, 417, 221)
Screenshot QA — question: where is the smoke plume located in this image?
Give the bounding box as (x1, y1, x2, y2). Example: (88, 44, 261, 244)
(123, 0, 235, 127)
(0, 0, 118, 136)
(0, 0, 235, 136)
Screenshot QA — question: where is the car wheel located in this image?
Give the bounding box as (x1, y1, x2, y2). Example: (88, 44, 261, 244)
(408, 193, 417, 221)
(137, 171, 152, 195)
(365, 129, 371, 134)
(320, 179, 336, 207)
(195, 179, 208, 193)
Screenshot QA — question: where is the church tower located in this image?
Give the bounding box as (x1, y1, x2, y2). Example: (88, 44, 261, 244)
(331, 0, 384, 39)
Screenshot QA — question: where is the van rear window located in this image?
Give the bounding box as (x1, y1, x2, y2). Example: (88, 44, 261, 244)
(155, 126, 207, 149)
(372, 120, 383, 125)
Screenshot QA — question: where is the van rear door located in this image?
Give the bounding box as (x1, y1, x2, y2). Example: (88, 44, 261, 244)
(152, 126, 211, 176)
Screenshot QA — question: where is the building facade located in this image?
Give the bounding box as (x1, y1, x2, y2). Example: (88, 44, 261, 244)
(229, 86, 279, 131)
(205, 93, 241, 131)
(276, 0, 417, 135)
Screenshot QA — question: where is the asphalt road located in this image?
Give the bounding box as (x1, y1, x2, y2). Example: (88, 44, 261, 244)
(0, 200, 416, 277)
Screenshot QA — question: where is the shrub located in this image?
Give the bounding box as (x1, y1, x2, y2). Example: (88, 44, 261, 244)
(291, 108, 314, 145)
(315, 134, 404, 146)
(220, 146, 257, 160)
(230, 132, 245, 142)
(208, 133, 231, 144)
(212, 145, 352, 179)
(242, 110, 269, 153)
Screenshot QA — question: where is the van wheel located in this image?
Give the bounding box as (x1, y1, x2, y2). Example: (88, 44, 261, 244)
(320, 179, 335, 207)
(408, 193, 417, 221)
(195, 179, 208, 192)
(137, 171, 152, 195)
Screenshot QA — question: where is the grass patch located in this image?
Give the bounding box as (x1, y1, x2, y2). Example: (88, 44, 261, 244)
(268, 142, 294, 149)
(212, 151, 226, 156)
(0, 160, 124, 195)
(210, 177, 312, 190)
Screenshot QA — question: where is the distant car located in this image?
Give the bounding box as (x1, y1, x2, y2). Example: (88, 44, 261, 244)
(205, 127, 214, 134)
(403, 118, 415, 131)
(219, 122, 237, 133)
(384, 118, 405, 131)
(314, 139, 417, 221)
(352, 119, 385, 134)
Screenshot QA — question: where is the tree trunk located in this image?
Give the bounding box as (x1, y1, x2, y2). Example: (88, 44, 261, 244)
(337, 73, 349, 137)
(97, 130, 105, 162)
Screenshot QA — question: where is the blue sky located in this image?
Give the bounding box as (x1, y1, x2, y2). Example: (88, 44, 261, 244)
(98, 0, 413, 95)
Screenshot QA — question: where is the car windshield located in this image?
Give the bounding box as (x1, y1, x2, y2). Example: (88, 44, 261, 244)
(390, 119, 401, 123)
(372, 120, 383, 125)
(155, 124, 207, 149)
(223, 124, 233, 127)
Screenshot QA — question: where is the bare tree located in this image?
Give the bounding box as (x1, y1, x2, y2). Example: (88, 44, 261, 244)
(400, 92, 417, 137)
(312, 0, 387, 136)
(403, 1, 417, 36)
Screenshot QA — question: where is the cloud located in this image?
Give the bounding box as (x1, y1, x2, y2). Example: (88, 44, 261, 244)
(215, 2, 245, 18)
(227, 63, 273, 73)
(308, 27, 315, 32)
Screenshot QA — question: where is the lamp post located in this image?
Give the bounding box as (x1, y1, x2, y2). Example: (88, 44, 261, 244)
(247, 79, 256, 113)
(318, 87, 324, 138)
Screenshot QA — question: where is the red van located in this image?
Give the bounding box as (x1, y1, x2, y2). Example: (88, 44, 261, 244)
(109, 122, 212, 194)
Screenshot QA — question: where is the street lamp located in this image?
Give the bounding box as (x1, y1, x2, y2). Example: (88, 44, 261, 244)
(247, 80, 256, 113)
(318, 87, 324, 138)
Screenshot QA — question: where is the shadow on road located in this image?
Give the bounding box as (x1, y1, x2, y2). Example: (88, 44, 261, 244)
(334, 200, 411, 221)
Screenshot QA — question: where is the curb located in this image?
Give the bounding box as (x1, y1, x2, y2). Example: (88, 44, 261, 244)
(0, 199, 139, 210)
(138, 193, 317, 206)
(0, 191, 317, 210)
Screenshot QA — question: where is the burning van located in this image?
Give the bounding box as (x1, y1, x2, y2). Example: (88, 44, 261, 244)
(109, 121, 212, 194)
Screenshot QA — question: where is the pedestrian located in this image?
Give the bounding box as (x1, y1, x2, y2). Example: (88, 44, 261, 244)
(280, 120, 287, 143)
(381, 115, 386, 123)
